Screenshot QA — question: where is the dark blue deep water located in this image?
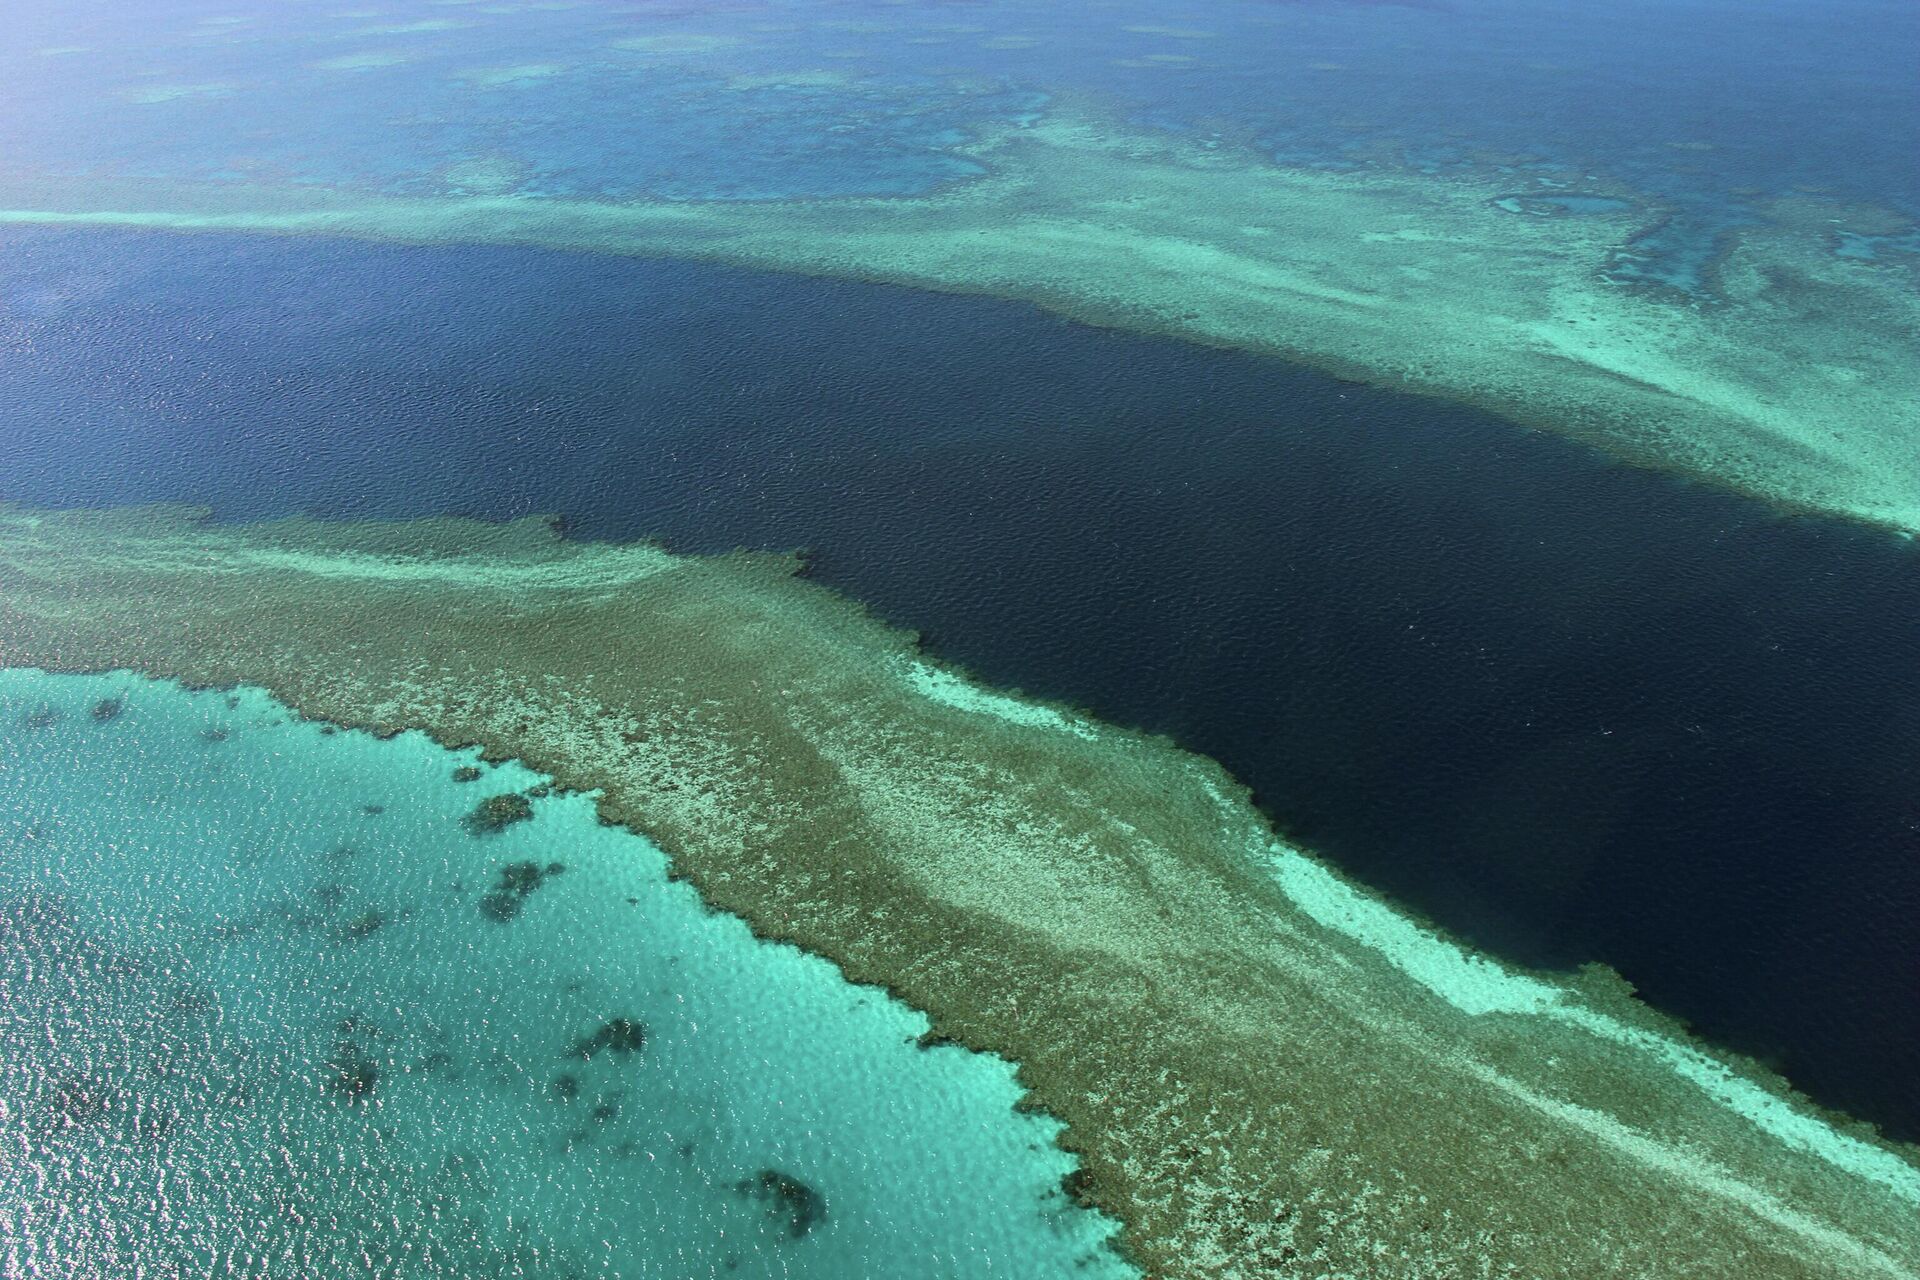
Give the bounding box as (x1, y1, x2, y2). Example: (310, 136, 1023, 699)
(4, 226, 1918, 1141)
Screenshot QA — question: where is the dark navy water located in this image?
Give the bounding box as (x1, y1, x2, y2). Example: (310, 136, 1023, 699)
(4, 225, 1918, 1141)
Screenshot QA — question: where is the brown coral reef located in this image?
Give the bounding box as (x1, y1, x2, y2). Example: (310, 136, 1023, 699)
(1, 503, 1915, 1278)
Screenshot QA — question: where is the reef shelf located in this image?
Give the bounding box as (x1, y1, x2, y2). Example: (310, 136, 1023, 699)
(2, 503, 1916, 1279)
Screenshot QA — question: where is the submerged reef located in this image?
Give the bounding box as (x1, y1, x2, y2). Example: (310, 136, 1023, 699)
(324, 1031, 380, 1103)
(737, 1169, 827, 1239)
(464, 790, 533, 833)
(477, 858, 564, 922)
(1, 503, 1917, 1278)
(1, 110, 1916, 530)
(569, 1017, 646, 1060)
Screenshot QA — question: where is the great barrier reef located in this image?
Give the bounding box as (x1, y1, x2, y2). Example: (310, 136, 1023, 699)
(2, 504, 1917, 1278)
(2, 0, 1917, 1276)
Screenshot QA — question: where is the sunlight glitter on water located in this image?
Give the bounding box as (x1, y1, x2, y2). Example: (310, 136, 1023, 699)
(0, 668, 1132, 1279)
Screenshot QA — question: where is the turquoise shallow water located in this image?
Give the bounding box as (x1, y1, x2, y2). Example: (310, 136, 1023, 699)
(0, 668, 1130, 1278)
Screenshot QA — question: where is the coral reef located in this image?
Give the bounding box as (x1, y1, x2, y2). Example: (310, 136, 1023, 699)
(1, 504, 1914, 1278)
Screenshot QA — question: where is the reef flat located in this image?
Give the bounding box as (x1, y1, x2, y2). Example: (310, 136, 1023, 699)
(2, 111, 1917, 530)
(3, 504, 1916, 1278)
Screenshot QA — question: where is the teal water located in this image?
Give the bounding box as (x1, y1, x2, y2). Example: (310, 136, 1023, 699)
(0, 668, 1131, 1278)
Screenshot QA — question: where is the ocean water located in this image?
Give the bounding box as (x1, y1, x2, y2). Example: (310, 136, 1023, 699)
(4, 225, 1917, 1145)
(3, 0, 1914, 295)
(0, 0, 1917, 1267)
(0, 668, 1130, 1277)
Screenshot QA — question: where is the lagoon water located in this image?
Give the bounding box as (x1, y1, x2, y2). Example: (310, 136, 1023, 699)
(0, 669, 1129, 1277)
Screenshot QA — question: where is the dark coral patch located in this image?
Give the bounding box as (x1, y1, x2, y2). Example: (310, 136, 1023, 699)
(465, 792, 534, 835)
(569, 1016, 645, 1060)
(341, 908, 386, 941)
(324, 1038, 379, 1103)
(452, 765, 483, 783)
(22, 706, 63, 729)
(478, 859, 563, 922)
(48, 1078, 111, 1129)
(90, 697, 125, 723)
(737, 1169, 826, 1239)
(478, 890, 521, 923)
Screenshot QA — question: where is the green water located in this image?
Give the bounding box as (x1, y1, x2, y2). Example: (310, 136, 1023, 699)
(0, 668, 1131, 1278)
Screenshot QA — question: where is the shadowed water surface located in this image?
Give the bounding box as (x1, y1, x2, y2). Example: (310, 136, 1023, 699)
(4, 226, 1918, 1142)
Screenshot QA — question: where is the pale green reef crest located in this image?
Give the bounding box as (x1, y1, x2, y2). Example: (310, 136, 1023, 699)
(2, 109, 1917, 528)
(2, 504, 1916, 1279)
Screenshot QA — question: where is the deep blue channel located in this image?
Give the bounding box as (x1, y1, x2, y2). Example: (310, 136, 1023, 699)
(4, 226, 1917, 1141)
